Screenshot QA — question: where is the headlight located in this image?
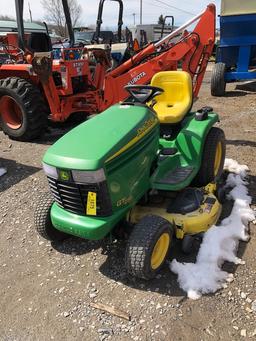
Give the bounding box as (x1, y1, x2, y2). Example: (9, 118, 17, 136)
(72, 169, 106, 184)
(42, 163, 58, 179)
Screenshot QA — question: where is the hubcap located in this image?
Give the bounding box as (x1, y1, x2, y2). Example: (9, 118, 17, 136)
(151, 232, 170, 270)
(0, 95, 23, 129)
(214, 142, 222, 176)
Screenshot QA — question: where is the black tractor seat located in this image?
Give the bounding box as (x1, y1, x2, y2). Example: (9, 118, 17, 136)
(28, 32, 52, 53)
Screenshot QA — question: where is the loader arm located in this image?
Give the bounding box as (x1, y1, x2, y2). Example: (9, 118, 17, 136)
(100, 3, 215, 111)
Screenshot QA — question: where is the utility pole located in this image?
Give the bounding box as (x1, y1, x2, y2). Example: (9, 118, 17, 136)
(140, 0, 142, 24)
(132, 13, 136, 25)
(28, 2, 32, 22)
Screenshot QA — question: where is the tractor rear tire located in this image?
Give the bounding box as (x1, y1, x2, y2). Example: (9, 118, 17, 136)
(0, 77, 48, 141)
(211, 62, 226, 96)
(125, 215, 173, 280)
(35, 192, 69, 242)
(193, 127, 226, 187)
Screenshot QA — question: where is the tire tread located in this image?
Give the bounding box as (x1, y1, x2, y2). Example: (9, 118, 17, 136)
(0, 77, 48, 141)
(211, 62, 226, 97)
(125, 215, 172, 280)
(193, 127, 226, 187)
(34, 192, 68, 242)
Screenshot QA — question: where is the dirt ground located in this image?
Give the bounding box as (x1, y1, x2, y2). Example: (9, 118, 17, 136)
(0, 66, 256, 341)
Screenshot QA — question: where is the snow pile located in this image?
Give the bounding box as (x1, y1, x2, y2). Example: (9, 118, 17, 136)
(0, 167, 7, 177)
(170, 158, 255, 300)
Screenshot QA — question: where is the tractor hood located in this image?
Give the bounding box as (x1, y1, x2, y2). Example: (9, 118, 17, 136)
(43, 104, 159, 170)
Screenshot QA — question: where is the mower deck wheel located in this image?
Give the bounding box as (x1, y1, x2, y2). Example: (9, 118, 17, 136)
(125, 215, 173, 280)
(181, 235, 194, 254)
(34, 192, 69, 242)
(193, 127, 226, 187)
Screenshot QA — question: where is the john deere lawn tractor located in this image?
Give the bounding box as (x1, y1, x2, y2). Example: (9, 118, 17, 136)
(35, 71, 226, 280)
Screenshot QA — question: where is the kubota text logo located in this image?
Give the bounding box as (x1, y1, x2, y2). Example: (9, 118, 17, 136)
(127, 71, 146, 85)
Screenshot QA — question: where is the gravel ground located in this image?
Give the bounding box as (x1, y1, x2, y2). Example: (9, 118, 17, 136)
(0, 67, 256, 341)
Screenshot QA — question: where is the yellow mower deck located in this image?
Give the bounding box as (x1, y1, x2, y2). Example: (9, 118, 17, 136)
(129, 184, 221, 240)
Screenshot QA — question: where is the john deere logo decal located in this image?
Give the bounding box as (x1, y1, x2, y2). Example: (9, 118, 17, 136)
(137, 118, 158, 137)
(59, 170, 70, 181)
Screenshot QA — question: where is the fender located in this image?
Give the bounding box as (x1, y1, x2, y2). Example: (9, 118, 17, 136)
(0, 64, 38, 81)
(176, 111, 219, 166)
(151, 112, 219, 191)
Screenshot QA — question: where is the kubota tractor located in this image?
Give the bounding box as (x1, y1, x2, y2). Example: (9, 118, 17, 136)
(0, 2, 216, 141)
(0, 0, 112, 141)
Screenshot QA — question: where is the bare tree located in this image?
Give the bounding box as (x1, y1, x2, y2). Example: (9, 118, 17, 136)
(41, 0, 82, 37)
(0, 15, 15, 21)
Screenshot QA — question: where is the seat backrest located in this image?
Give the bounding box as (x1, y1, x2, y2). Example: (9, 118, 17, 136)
(150, 71, 193, 124)
(28, 32, 52, 53)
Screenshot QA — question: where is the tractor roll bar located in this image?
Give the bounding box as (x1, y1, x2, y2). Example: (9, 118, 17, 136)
(62, 0, 75, 47)
(15, 0, 75, 49)
(155, 8, 206, 48)
(15, 0, 25, 50)
(95, 0, 123, 43)
(160, 16, 174, 39)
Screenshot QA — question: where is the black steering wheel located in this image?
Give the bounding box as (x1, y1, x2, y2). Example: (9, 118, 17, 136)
(124, 85, 164, 104)
(4, 44, 25, 60)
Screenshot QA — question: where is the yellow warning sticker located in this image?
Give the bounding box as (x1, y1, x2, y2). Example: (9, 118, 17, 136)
(86, 192, 97, 215)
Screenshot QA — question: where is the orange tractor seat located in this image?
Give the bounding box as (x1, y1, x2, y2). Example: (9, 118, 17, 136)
(150, 71, 193, 124)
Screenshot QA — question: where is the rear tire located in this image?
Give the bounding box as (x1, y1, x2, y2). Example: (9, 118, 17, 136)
(211, 62, 226, 96)
(0, 77, 48, 141)
(193, 127, 226, 187)
(125, 215, 173, 280)
(34, 192, 69, 242)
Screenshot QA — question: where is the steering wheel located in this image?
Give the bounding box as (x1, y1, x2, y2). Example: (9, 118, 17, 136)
(4, 44, 25, 61)
(124, 85, 164, 104)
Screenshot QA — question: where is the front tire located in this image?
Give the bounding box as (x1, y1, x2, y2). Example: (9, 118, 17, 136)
(125, 215, 173, 280)
(34, 192, 69, 242)
(0, 77, 48, 141)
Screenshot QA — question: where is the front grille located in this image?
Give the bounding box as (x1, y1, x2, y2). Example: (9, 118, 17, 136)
(47, 176, 112, 216)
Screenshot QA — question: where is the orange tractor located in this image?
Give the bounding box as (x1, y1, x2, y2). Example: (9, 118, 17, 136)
(0, 0, 216, 141)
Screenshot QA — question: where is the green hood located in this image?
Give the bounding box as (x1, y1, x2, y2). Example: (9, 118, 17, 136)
(43, 104, 158, 170)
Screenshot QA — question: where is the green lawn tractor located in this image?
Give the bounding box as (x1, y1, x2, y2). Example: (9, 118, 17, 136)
(35, 71, 226, 280)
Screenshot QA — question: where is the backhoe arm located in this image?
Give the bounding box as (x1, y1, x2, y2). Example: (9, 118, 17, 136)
(101, 3, 215, 111)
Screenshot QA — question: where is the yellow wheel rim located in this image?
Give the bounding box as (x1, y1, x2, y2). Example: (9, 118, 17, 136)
(214, 142, 222, 176)
(151, 233, 170, 270)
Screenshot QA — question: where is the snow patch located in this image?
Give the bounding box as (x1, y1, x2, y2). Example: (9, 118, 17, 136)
(0, 167, 7, 177)
(170, 158, 255, 299)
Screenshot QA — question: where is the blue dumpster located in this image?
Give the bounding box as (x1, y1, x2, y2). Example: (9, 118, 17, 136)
(211, 0, 256, 96)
